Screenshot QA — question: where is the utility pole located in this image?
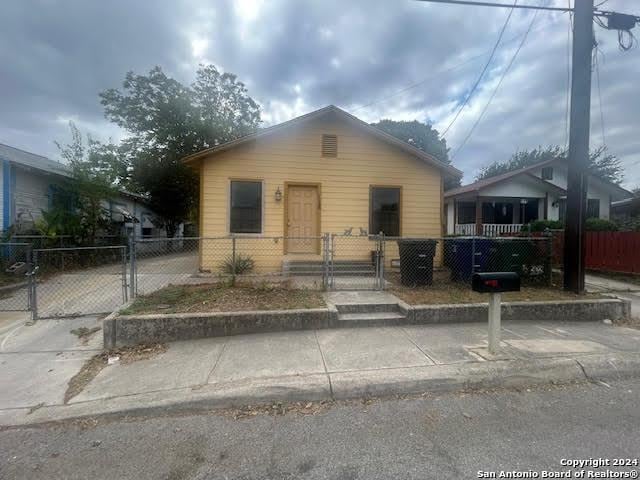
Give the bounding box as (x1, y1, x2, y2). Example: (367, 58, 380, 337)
(563, 0, 594, 293)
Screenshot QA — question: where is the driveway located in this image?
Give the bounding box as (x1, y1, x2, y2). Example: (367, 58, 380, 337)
(586, 273, 640, 319)
(0, 250, 200, 319)
(0, 315, 102, 415)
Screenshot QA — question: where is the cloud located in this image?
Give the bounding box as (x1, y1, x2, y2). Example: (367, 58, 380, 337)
(1, 0, 639, 187)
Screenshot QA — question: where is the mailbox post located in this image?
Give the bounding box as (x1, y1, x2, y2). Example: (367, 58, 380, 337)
(472, 272, 521, 354)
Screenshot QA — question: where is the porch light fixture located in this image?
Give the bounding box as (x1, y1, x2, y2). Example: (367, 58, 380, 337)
(275, 186, 282, 202)
(520, 198, 528, 204)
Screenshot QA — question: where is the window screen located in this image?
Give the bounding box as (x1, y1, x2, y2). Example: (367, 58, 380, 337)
(370, 187, 400, 236)
(457, 202, 476, 224)
(230, 181, 262, 233)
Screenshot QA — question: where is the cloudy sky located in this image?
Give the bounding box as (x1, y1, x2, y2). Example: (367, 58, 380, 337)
(1, 0, 639, 187)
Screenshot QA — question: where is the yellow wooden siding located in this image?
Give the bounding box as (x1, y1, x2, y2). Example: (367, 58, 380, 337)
(198, 115, 443, 272)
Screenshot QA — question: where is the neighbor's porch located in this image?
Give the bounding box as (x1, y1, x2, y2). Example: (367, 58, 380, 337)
(448, 196, 547, 236)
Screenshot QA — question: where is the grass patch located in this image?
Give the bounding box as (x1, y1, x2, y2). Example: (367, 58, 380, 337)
(70, 326, 101, 345)
(121, 282, 326, 315)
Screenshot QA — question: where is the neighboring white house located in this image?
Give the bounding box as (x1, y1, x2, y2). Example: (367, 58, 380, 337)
(0, 143, 166, 237)
(444, 158, 632, 236)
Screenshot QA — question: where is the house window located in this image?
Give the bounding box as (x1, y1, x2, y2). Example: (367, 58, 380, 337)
(541, 167, 554, 180)
(370, 187, 400, 236)
(142, 227, 153, 237)
(559, 199, 567, 222)
(587, 199, 600, 219)
(230, 181, 262, 233)
(321, 134, 337, 157)
(457, 202, 476, 224)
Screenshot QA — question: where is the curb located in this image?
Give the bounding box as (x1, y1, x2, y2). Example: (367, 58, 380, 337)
(4, 352, 640, 428)
(105, 298, 631, 347)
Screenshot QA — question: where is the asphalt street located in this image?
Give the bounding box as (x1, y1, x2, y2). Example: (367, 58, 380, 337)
(1, 379, 639, 480)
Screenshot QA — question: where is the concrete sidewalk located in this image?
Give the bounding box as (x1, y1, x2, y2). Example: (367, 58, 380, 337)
(2, 315, 640, 427)
(586, 273, 640, 319)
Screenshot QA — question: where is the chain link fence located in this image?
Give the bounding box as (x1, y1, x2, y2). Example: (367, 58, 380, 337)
(381, 236, 554, 291)
(0, 233, 559, 321)
(32, 246, 128, 319)
(0, 242, 34, 313)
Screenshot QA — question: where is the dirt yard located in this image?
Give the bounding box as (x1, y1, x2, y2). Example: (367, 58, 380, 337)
(388, 270, 603, 305)
(120, 282, 326, 315)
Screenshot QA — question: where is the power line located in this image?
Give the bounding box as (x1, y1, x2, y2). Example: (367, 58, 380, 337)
(350, 54, 486, 113)
(440, 0, 518, 138)
(450, 1, 541, 159)
(413, 0, 570, 12)
(594, 42, 606, 146)
(349, 22, 552, 114)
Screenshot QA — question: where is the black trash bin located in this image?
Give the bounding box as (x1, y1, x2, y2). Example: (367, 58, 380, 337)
(396, 239, 438, 286)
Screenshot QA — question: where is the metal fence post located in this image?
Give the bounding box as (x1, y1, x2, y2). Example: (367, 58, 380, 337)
(322, 233, 328, 291)
(378, 232, 385, 290)
(128, 234, 136, 300)
(231, 234, 237, 286)
(30, 250, 38, 322)
(121, 246, 128, 303)
(545, 235, 553, 287)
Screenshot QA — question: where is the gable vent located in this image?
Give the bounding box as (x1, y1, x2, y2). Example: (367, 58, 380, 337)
(321, 134, 337, 157)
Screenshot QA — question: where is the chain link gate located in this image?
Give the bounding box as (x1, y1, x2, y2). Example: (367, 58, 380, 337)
(31, 245, 128, 319)
(325, 233, 384, 290)
(0, 242, 36, 317)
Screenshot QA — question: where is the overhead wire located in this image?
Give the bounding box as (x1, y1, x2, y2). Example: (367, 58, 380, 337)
(439, 0, 519, 138)
(349, 21, 554, 114)
(450, 1, 542, 159)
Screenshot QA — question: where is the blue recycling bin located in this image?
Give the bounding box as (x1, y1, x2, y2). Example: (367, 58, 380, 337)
(448, 237, 495, 282)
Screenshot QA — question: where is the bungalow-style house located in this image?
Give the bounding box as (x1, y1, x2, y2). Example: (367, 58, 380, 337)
(0, 143, 164, 237)
(183, 105, 461, 273)
(444, 158, 632, 236)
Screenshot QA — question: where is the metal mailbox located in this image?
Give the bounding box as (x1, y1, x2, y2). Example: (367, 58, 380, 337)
(472, 272, 521, 294)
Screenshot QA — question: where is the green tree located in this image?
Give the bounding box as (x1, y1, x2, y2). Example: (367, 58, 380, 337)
(47, 122, 117, 242)
(370, 119, 460, 189)
(476, 145, 624, 184)
(99, 65, 261, 236)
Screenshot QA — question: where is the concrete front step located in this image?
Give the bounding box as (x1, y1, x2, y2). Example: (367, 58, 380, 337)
(337, 311, 406, 322)
(335, 303, 401, 314)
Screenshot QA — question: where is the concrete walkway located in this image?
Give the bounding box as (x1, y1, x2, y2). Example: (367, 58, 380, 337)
(1, 315, 640, 426)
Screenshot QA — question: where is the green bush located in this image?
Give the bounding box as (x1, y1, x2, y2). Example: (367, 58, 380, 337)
(585, 218, 618, 231)
(220, 254, 255, 274)
(523, 220, 564, 232)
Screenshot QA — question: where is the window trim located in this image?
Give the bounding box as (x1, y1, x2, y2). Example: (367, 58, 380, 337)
(369, 185, 402, 237)
(587, 198, 600, 219)
(228, 179, 265, 235)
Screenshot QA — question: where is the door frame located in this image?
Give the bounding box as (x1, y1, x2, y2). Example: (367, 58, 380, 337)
(284, 182, 321, 254)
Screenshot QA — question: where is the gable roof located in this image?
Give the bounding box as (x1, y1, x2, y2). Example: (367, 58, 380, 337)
(182, 105, 462, 178)
(0, 143, 72, 178)
(445, 157, 632, 199)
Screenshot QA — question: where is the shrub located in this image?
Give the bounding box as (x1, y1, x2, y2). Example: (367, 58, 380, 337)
(585, 218, 618, 231)
(220, 254, 255, 275)
(524, 220, 564, 232)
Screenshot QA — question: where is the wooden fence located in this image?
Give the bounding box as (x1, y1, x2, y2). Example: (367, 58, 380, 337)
(548, 231, 640, 274)
(586, 231, 640, 274)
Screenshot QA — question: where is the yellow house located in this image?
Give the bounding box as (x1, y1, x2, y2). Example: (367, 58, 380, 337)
(183, 105, 461, 275)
